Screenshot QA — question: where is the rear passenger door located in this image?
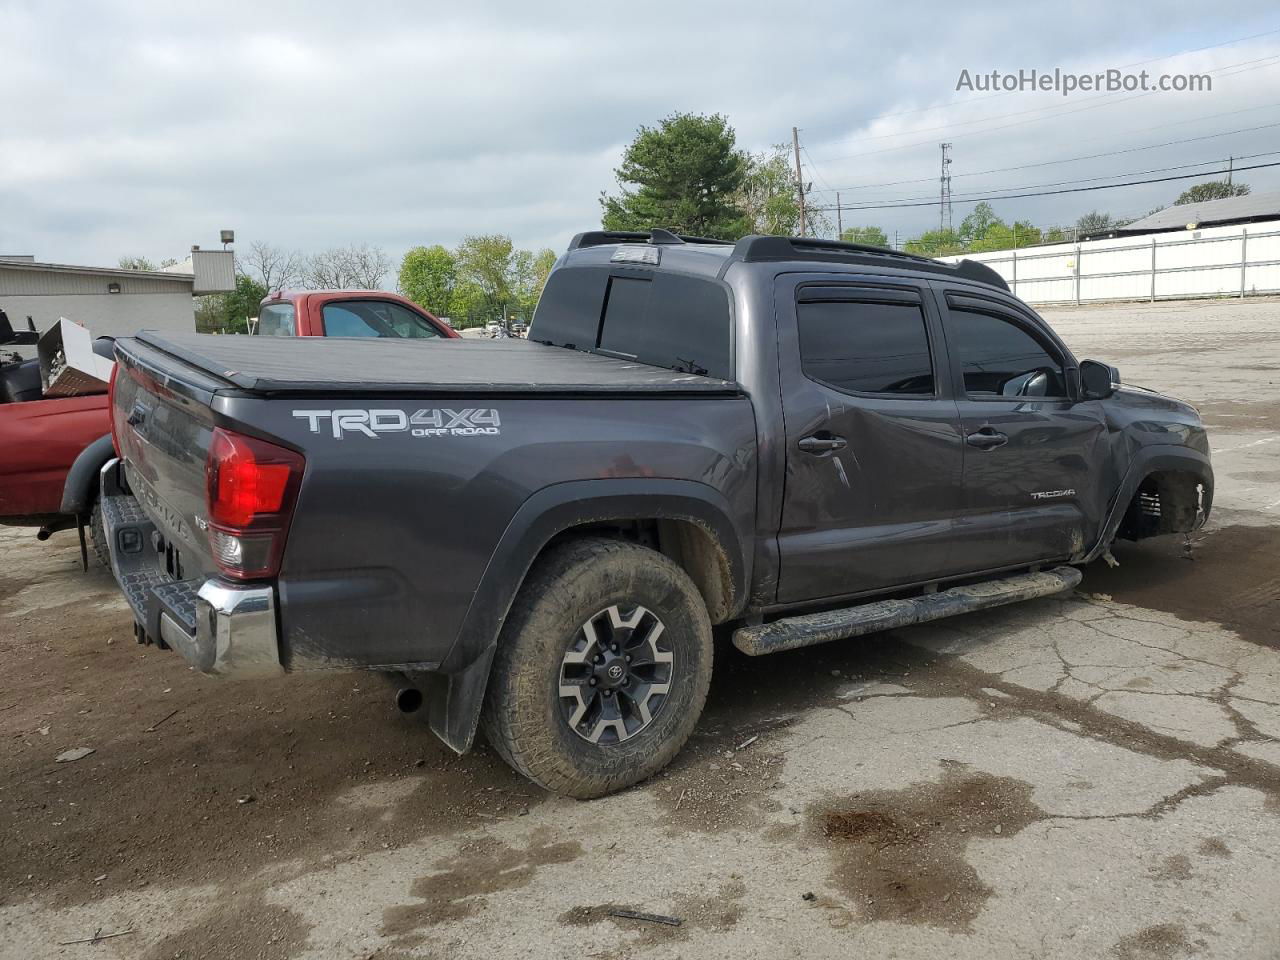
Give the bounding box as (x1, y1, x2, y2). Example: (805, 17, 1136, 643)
(935, 289, 1105, 569)
(775, 278, 967, 603)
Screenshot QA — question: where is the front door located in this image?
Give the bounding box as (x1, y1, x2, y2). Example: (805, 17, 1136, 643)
(935, 289, 1105, 570)
(775, 278, 966, 604)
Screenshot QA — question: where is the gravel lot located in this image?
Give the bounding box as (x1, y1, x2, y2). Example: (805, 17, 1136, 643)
(2, 297, 1278, 960)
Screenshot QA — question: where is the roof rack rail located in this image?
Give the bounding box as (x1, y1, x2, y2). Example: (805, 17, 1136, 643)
(568, 229, 735, 251)
(731, 235, 1009, 292)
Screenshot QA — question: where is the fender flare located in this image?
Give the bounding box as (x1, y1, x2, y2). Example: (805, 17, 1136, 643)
(59, 434, 115, 516)
(424, 478, 750, 753)
(1080, 444, 1214, 563)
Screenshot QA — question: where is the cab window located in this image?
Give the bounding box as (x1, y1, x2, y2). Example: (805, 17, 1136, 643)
(257, 303, 297, 337)
(944, 309, 1067, 398)
(796, 298, 935, 396)
(322, 300, 442, 338)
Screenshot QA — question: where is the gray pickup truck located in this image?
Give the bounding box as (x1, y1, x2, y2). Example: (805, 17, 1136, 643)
(100, 230, 1212, 797)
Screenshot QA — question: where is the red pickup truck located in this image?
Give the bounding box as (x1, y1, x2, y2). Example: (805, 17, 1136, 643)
(0, 291, 454, 565)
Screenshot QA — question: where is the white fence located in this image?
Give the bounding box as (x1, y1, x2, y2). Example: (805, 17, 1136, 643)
(941, 219, 1280, 305)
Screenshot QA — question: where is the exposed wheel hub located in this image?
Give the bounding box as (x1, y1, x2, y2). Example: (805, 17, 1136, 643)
(558, 604, 673, 744)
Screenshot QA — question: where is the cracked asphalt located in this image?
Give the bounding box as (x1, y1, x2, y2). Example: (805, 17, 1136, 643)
(2, 297, 1279, 959)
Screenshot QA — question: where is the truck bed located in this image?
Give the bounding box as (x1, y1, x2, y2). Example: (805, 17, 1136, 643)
(131, 331, 739, 396)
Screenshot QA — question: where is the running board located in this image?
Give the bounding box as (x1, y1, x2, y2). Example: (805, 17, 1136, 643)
(733, 566, 1082, 657)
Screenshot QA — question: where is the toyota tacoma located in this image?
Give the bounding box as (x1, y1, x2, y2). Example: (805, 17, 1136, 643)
(99, 230, 1212, 797)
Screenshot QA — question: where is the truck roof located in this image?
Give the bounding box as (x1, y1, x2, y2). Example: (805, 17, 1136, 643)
(127, 330, 739, 396)
(563, 229, 1009, 291)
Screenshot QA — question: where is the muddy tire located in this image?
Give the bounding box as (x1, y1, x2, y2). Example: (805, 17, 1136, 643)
(88, 500, 110, 570)
(482, 536, 713, 799)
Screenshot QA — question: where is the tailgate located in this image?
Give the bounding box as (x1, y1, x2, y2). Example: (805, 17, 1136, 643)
(111, 340, 226, 583)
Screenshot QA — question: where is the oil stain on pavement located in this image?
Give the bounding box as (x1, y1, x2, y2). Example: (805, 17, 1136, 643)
(810, 764, 1045, 930)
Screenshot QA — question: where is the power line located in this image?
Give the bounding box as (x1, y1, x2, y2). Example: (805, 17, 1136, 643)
(792, 126, 808, 236)
(828, 150, 1280, 208)
(810, 53, 1277, 156)
(812, 53, 1280, 159)
(939, 142, 953, 230)
(798, 26, 1280, 135)
(809, 119, 1280, 194)
(809, 103, 1280, 194)
(810, 57, 1280, 165)
(812, 160, 1280, 212)
(799, 143, 836, 195)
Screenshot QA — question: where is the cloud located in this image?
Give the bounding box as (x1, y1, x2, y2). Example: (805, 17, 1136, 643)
(3, 0, 1280, 273)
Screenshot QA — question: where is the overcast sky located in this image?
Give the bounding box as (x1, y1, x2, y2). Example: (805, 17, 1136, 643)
(4, 1, 1280, 276)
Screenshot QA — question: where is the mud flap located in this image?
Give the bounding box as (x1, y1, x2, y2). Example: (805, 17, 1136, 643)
(419, 643, 498, 754)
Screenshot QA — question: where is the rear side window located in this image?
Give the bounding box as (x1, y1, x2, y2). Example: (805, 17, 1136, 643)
(257, 303, 296, 337)
(944, 309, 1066, 397)
(797, 299, 935, 395)
(322, 300, 442, 339)
(532, 266, 732, 379)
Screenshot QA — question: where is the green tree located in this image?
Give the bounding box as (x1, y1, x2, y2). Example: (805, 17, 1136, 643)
(841, 226, 889, 247)
(959, 202, 1002, 244)
(904, 229, 965, 256)
(1044, 227, 1068, 244)
(970, 220, 1042, 252)
(398, 245, 457, 318)
(118, 255, 156, 271)
(601, 112, 749, 239)
(449, 281, 488, 328)
(223, 274, 267, 332)
(738, 146, 803, 236)
(518, 248, 557, 318)
(194, 295, 226, 334)
(1075, 211, 1115, 236)
(1175, 180, 1250, 205)
(455, 234, 518, 325)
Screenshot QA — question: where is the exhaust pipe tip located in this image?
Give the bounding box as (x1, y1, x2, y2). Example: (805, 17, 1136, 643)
(395, 686, 424, 714)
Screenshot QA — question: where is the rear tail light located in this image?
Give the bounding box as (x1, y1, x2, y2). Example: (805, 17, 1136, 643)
(205, 427, 305, 580)
(107, 363, 121, 455)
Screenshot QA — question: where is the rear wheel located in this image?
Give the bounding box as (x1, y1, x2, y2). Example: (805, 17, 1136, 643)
(482, 537, 713, 798)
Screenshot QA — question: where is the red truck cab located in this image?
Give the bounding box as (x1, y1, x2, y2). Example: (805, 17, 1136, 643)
(255, 291, 458, 339)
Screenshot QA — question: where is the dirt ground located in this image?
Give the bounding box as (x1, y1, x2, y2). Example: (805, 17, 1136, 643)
(2, 296, 1279, 959)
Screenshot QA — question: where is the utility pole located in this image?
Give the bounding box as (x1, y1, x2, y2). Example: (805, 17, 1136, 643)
(939, 142, 953, 232)
(1227, 155, 1234, 186)
(792, 127, 807, 237)
(836, 192, 843, 241)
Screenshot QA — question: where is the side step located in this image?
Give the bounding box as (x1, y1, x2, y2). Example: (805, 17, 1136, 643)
(733, 566, 1082, 657)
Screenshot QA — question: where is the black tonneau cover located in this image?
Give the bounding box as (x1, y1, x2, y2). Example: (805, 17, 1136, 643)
(131, 331, 739, 396)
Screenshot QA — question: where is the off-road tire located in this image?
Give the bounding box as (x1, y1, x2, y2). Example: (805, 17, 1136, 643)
(88, 500, 110, 570)
(482, 536, 713, 799)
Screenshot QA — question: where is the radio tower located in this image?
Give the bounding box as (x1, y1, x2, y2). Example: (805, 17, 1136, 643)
(939, 142, 953, 231)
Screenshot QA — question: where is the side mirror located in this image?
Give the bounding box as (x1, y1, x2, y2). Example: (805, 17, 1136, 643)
(1079, 360, 1119, 400)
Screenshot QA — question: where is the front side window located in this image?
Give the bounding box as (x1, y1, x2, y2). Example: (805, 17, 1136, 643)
(321, 300, 442, 339)
(945, 309, 1066, 397)
(257, 303, 296, 337)
(797, 299, 935, 395)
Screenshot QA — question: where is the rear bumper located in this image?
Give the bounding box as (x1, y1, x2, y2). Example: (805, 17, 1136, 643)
(99, 458, 283, 678)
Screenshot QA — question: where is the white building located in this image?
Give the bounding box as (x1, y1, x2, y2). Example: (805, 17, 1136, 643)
(0, 249, 235, 352)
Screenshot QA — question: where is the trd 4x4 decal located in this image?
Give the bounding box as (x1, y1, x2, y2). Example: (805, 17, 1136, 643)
(293, 408, 501, 439)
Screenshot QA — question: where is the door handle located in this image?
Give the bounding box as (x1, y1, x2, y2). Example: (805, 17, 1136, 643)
(798, 434, 848, 454)
(965, 427, 1009, 450)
